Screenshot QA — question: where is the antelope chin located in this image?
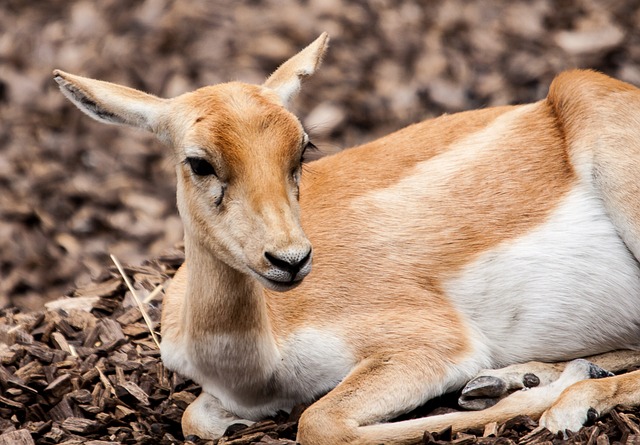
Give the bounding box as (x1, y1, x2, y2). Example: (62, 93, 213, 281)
(248, 268, 306, 292)
(261, 275, 305, 292)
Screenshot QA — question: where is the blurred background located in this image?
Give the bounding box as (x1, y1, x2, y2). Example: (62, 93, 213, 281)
(2, 0, 639, 310)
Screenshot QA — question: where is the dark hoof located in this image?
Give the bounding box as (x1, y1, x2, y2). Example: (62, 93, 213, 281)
(586, 407, 599, 425)
(458, 395, 500, 411)
(459, 376, 508, 410)
(587, 363, 614, 379)
(461, 376, 508, 398)
(523, 373, 540, 388)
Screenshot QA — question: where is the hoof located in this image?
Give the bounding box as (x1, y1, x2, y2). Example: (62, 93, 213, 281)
(587, 362, 614, 379)
(458, 395, 500, 410)
(461, 376, 508, 398)
(523, 373, 541, 388)
(459, 376, 508, 410)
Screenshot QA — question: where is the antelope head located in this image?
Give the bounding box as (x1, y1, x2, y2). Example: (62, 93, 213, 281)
(54, 33, 329, 291)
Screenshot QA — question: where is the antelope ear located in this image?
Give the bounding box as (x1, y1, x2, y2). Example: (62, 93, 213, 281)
(263, 33, 329, 107)
(53, 70, 166, 133)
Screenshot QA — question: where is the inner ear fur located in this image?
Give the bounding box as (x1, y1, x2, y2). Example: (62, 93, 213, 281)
(263, 33, 329, 107)
(53, 69, 165, 132)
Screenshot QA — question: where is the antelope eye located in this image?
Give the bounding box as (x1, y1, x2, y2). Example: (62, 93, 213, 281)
(186, 157, 216, 176)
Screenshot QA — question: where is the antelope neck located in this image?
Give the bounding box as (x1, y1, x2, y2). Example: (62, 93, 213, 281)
(183, 235, 274, 339)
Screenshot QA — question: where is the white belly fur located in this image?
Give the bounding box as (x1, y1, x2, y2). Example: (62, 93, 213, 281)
(446, 184, 640, 367)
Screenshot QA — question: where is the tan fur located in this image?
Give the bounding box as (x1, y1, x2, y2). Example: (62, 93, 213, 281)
(55, 34, 640, 444)
(165, 99, 574, 354)
(548, 70, 640, 259)
(540, 368, 640, 432)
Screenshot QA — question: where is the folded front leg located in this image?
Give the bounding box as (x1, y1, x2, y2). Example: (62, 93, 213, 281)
(540, 368, 640, 433)
(356, 359, 608, 444)
(296, 353, 475, 445)
(182, 392, 254, 440)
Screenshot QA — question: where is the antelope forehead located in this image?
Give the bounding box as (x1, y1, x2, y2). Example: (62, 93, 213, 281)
(178, 86, 303, 172)
(217, 84, 303, 143)
(219, 122, 303, 176)
(228, 102, 303, 148)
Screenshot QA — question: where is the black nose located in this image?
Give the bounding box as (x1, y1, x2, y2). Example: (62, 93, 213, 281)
(264, 248, 312, 277)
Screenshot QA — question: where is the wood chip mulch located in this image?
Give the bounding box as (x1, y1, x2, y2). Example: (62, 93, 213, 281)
(4, 1, 640, 444)
(2, 252, 640, 444)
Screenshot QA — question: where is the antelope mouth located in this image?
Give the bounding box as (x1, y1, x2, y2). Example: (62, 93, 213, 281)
(249, 268, 307, 292)
(261, 274, 305, 292)
(266, 276, 304, 291)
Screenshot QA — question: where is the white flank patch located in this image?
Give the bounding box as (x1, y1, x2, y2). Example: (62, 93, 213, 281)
(445, 184, 640, 366)
(351, 102, 640, 370)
